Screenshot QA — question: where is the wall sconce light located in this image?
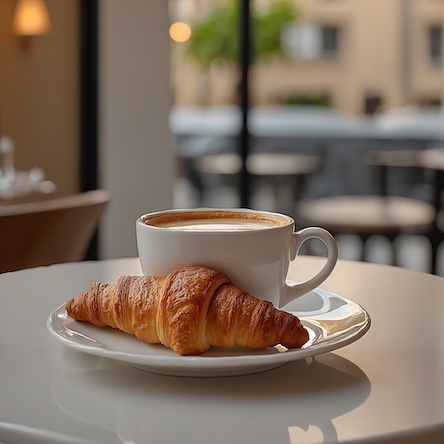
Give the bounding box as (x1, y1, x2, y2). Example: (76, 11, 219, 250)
(13, 0, 51, 40)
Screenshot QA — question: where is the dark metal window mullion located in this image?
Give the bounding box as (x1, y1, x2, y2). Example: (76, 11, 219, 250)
(239, 0, 251, 208)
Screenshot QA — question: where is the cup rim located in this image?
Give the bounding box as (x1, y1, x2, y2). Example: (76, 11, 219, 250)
(137, 208, 294, 232)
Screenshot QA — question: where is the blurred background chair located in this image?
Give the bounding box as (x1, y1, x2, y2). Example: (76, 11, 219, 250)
(298, 149, 436, 270)
(0, 189, 111, 273)
(193, 152, 321, 216)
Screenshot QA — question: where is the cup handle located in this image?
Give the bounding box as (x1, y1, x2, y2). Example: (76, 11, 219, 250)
(279, 227, 338, 308)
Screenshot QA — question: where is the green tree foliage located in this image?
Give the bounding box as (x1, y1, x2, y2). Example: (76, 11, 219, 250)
(185, 0, 297, 69)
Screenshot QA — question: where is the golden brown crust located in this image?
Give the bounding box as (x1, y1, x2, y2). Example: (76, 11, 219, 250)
(207, 285, 308, 349)
(157, 266, 231, 355)
(65, 265, 309, 355)
(130, 275, 163, 344)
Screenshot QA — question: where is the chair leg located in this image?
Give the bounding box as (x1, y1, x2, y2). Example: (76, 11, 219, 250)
(430, 170, 444, 274)
(387, 234, 397, 266)
(360, 235, 369, 262)
(429, 227, 441, 275)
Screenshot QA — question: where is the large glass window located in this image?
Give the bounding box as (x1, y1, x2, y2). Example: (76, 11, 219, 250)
(169, 0, 444, 272)
(429, 25, 442, 66)
(320, 25, 340, 58)
(169, 0, 444, 205)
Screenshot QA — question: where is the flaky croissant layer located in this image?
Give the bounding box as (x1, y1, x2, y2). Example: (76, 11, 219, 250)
(65, 265, 309, 356)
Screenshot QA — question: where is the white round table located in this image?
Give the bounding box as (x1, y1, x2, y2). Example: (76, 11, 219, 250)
(0, 257, 443, 443)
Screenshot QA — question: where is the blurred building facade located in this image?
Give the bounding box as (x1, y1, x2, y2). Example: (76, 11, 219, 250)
(171, 0, 443, 115)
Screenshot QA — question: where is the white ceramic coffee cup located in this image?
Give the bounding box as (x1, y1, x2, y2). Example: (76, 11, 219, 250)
(136, 208, 338, 308)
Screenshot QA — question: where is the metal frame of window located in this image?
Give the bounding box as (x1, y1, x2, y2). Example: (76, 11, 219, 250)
(79, 0, 99, 258)
(239, 0, 251, 207)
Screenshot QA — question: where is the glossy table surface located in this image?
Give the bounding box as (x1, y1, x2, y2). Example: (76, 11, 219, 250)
(1, 257, 444, 444)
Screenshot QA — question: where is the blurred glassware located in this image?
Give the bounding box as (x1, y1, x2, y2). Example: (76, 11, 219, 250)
(0, 137, 56, 201)
(0, 137, 15, 181)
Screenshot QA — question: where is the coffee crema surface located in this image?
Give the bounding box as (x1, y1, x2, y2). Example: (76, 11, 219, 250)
(144, 210, 290, 231)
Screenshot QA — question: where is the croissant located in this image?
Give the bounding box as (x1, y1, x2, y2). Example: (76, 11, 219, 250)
(65, 265, 309, 356)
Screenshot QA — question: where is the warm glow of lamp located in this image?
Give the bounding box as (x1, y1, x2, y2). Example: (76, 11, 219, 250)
(169, 22, 191, 43)
(13, 0, 51, 36)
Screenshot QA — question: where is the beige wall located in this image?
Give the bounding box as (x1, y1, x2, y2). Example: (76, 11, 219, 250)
(0, 0, 80, 196)
(411, 0, 444, 103)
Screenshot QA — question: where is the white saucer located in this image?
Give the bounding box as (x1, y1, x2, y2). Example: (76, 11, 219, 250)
(47, 288, 370, 377)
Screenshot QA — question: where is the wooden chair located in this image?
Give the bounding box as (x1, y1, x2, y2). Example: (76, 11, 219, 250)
(0, 189, 111, 273)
